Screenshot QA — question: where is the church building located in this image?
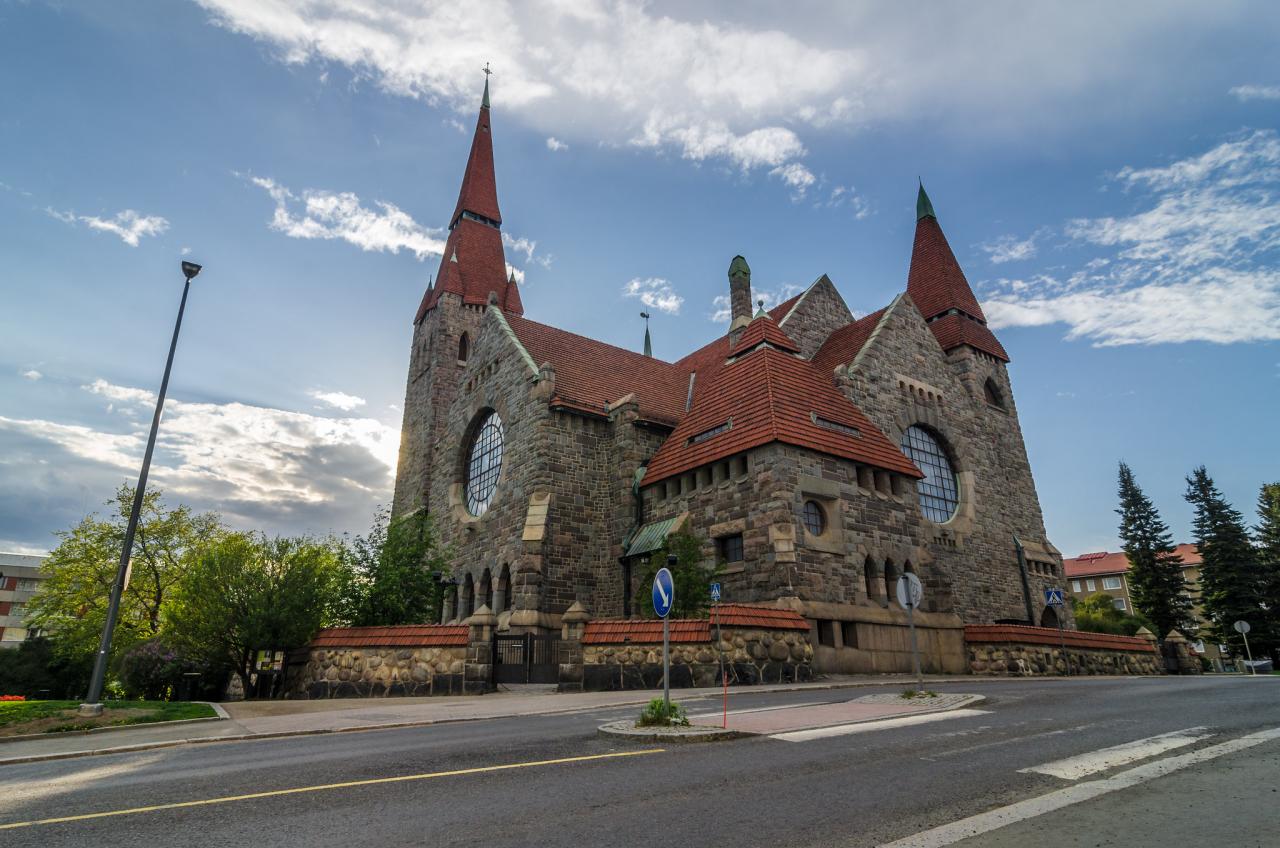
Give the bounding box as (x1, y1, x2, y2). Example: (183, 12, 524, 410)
(392, 82, 1067, 674)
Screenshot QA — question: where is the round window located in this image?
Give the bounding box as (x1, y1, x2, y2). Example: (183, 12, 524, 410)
(801, 500, 826, 537)
(900, 425, 959, 523)
(464, 411, 504, 516)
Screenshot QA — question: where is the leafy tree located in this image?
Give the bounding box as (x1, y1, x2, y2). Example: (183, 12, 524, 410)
(1254, 483, 1280, 657)
(0, 636, 92, 699)
(1115, 462, 1195, 636)
(27, 486, 223, 667)
(164, 533, 348, 695)
(1185, 467, 1266, 652)
(635, 530, 721, 619)
(342, 507, 449, 626)
(119, 639, 211, 701)
(1070, 592, 1155, 636)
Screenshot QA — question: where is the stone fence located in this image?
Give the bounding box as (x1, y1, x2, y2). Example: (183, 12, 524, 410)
(285, 624, 469, 698)
(964, 624, 1164, 676)
(566, 603, 814, 691)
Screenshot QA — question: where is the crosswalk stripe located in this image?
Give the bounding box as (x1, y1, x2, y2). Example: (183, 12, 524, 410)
(770, 709, 991, 742)
(1018, 726, 1212, 780)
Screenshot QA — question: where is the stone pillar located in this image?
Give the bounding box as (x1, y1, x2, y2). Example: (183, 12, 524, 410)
(493, 585, 507, 614)
(441, 585, 456, 624)
(464, 604, 498, 694)
(558, 600, 591, 692)
(1164, 629, 1203, 675)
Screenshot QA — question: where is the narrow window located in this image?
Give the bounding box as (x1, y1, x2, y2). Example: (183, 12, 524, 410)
(984, 378, 1005, 409)
(458, 332, 470, 363)
(841, 621, 859, 649)
(1086, 578, 1096, 592)
(817, 620, 836, 647)
(717, 533, 744, 564)
(1071, 579, 1082, 593)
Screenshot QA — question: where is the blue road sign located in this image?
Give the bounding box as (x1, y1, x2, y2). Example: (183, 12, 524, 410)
(710, 582, 722, 602)
(1045, 587, 1065, 607)
(653, 567, 674, 618)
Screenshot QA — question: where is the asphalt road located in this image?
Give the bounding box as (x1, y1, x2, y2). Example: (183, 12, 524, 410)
(1, 676, 1276, 848)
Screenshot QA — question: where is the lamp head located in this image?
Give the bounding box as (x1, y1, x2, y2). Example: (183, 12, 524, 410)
(181, 261, 202, 281)
(667, 554, 677, 567)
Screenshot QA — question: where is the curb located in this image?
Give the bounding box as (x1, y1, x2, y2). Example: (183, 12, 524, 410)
(0, 707, 228, 746)
(597, 720, 747, 743)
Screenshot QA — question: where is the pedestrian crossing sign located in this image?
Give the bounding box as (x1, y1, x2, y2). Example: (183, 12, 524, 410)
(1045, 588, 1065, 606)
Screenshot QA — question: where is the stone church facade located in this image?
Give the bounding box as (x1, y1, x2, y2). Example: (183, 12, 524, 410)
(392, 83, 1067, 673)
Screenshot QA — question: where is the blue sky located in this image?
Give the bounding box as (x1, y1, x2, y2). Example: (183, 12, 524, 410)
(1, 1, 1278, 559)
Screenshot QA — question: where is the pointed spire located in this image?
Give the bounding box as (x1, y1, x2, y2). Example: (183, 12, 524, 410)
(641, 312, 652, 357)
(916, 179, 936, 220)
(482, 65, 491, 109)
(449, 72, 503, 229)
(426, 273, 434, 291)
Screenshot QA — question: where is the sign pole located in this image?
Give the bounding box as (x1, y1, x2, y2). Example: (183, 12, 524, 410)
(906, 600, 923, 689)
(1056, 607, 1070, 676)
(1242, 631, 1256, 676)
(662, 614, 670, 713)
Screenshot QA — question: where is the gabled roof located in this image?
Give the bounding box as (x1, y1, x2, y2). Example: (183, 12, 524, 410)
(728, 312, 800, 356)
(1063, 544, 1201, 579)
(927, 313, 1009, 361)
(811, 308, 886, 374)
(642, 344, 922, 485)
(506, 314, 689, 425)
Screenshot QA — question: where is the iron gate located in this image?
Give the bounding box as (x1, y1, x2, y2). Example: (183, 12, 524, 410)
(493, 633, 560, 684)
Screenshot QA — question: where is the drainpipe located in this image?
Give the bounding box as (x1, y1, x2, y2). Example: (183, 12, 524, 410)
(1013, 535, 1037, 625)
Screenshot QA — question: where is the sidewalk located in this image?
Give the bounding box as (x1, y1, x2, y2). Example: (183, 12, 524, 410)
(0, 674, 964, 765)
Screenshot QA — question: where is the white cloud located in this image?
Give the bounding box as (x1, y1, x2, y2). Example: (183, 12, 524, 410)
(1230, 84, 1280, 102)
(308, 389, 366, 411)
(21, 370, 42, 381)
(505, 263, 525, 285)
(47, 208, 169, 246)
(0, 379, 399, 546)
(622, 277, 683, 314)
(502, 231, 547, 266)
(709, 283, 805, 323)
(823, 184, 872, 219)
(244, 174, 446, 259)
(982, 232, 1041, 264)
(195, 2, 1275, 195)
(983, 130, 1280, 346)
(545, 136, 567, 152)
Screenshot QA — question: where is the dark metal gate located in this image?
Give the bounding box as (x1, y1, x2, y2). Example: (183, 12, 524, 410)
(493, 633, 560, 684)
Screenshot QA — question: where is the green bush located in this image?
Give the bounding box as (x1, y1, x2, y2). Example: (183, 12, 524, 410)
(637, 697, 689, 727)
(119, 639, 210, 701)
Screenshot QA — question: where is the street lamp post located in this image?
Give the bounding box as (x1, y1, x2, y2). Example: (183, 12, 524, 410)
(80, 261, 202, 715)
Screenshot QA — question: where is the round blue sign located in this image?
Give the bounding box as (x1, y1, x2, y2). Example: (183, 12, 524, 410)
(652, 567, 674, 619)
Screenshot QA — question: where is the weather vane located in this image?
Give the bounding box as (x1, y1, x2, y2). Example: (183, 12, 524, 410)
(483, 61, 493, 78)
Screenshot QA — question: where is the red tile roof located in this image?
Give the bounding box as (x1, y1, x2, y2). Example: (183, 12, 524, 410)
(1063, 544, 1201, 578)
(908, 215, 986, 322)
(582, 604, 809, 644)
(309, 625, 469, 649)
(729, 313, 800, 356)
(811, 308, 886, 374)
(927, 313, 1009, 362)
(965, 624, 1157, 653)
(507, 315, 690, 425)
(642, 344, 922, 485)
(450, 91, 502, 228)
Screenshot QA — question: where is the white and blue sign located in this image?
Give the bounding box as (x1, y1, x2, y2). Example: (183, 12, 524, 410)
(710, 582, 722, 602)
(652, 567, 675, 618)
(1045, 587, 1065, 607)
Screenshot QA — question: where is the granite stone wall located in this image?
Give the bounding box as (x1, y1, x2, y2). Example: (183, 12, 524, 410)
(288, 646, 469, 698)
(965, 625, 1161, 676)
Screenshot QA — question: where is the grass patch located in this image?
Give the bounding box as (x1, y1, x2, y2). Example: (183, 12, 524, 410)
(901, 689, 939, 699)
(636, 697, 689, 728)
(0, 700, 217, 736)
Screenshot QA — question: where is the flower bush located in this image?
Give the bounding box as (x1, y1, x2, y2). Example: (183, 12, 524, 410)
(0, 695, 26, 702)
(119, 639, 210, 701)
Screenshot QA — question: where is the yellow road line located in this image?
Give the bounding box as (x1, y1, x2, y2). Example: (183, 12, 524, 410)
(0, 748, 665, 830)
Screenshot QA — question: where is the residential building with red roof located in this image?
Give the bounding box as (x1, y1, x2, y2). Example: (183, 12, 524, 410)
(392, 80, 1065, 677)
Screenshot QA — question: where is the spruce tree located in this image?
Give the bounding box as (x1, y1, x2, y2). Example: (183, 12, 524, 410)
(1253, 483, 1280, 655)
(1116, 462, 1194, 636)
(1184, 467, 1265, 652)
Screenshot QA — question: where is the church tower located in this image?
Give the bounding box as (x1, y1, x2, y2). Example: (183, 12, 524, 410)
(393, 76, 523, 518)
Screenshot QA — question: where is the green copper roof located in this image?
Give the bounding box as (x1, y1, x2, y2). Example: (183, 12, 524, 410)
(482, 77, 490, 109)
(729, 254, 751, 278)
(643, 325, 652, 357)
(916, 181, 936, 220)
(625, 514, 685, 558)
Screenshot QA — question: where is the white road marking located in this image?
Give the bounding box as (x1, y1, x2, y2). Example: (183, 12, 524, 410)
(880, 726, 1280, 848)
(1018, 726, 1213, 780)
(770, 709, 991, 742)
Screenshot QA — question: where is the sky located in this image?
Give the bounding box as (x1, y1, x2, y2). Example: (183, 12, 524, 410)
(1, 0, 1278, 560)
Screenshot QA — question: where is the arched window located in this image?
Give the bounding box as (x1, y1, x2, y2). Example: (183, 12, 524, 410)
(464, 411, 504, 516)
(458, 332, 470, 362)
(461, 573, 475, 619)
(480, 568, 493, 610)
(801, 500, 826, 537)
(900, 425, 960, 523)
(1040, 605, 1060, 628)
(984, 378, 1005, 409)
(884, 560, 900, 607)
(863, 556, 879, 603)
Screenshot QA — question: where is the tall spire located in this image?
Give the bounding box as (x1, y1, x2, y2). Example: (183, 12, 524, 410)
(641, 312, 652, 357)
(906, 184, 1008, 361)
(415, 72, 521, 321)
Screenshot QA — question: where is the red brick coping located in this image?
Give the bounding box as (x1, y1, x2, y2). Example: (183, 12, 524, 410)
(583, 604, 809, 645)
(965, 624, 1156, 653)
(310, 624, 469, 648)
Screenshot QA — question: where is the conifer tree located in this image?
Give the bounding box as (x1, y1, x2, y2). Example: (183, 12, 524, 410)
(1254, 483, 1280, 655)
(1116, 462, 1194, 636)
(1184, 467, 1265, 652)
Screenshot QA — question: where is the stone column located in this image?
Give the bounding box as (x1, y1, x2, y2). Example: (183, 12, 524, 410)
(493, 584, 507, 614)
(558, 600, 591, 692)
(1164, 629, 1203, 675)
(441, 585, 456, 624)
(464, 604, 498, 694)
